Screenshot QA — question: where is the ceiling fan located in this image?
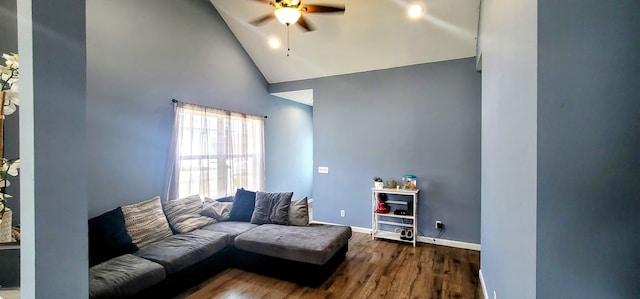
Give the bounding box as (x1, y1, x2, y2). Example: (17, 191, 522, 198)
(249, 0, 346, 32)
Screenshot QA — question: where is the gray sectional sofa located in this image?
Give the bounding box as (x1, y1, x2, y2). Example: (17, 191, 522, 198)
(88, 192, 352, 299)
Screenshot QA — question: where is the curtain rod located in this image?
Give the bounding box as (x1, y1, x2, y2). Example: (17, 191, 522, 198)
(172, 99, 267, 119)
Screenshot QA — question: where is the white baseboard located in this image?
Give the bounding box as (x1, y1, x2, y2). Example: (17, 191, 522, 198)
(349, 226, 371, 234)
(416, 235, 481, 251)
(479, 269, 488, 299)
(311, 220, 480, 251)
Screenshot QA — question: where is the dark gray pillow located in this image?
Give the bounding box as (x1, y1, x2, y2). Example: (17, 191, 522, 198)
(250, 191, 293, 225)
(88, 207, 139, 266)
(228, 188, 257, 222)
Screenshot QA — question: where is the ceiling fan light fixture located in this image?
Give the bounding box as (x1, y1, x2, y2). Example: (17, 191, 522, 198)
(274, 7, 302, 25)
(408, 3, 425, 19)
(268, 37, 281, 49)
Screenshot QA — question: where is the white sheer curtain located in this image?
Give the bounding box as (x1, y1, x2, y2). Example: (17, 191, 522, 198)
(165, 102, 265, 201)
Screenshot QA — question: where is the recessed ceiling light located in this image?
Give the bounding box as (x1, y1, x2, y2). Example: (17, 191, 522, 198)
(268, 37, 281, 49)
(408, 3, 424, 19)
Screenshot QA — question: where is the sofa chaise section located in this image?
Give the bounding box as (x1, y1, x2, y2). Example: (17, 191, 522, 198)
(234, 223, 352, 265)
(232, 223, 352, 286)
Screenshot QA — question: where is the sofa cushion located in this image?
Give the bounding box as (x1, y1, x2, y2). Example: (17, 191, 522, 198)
(89, 254, 165, 299)
(88, 207, 139, 267)
(134, 229, 229, 274)
(201, 199, 233, 222)
(200, 221, 259, 244)
(163, 195, 215, 234)
(122, 196, 173, 247)
(228, 189, 256, 222)
(250, 191, 293, 225)
(288, 197, 309, 226)
(234, 224, 352, 265)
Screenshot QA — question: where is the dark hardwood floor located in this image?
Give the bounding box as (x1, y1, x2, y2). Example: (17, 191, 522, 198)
(177, 232, 482, 299)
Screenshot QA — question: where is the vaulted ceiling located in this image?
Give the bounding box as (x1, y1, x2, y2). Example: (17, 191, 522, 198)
(210, 0, 481, 84)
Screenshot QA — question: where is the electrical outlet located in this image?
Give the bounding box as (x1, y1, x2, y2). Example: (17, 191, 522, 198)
(340, 210, 345, 217)
(435, 220, 444, 229)
(318, 166, 329, 173)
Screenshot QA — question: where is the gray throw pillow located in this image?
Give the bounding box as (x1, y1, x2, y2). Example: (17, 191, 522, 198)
(121, 196, 174, 247)
(202, 198, 233, 222)
(250, 191, 293, 225)
(162, 195, 215, 234)
(288, 197, 309, 226)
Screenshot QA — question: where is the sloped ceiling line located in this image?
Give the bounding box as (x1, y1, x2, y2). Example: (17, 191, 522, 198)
(210, 0, 480, 84)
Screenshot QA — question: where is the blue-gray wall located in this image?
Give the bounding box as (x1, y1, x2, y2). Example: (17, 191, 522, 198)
(537, 0, 640, 298)
(480, 0, 640, 298)
(271, 58, 481, 244)
(86, 0, 312, 216)
(0, 0, 16, 44)
(18, 0, 88, 296)
(0, 0, 20, 226)
(265, 97, 313, 198)
(478, 0, 538, 298)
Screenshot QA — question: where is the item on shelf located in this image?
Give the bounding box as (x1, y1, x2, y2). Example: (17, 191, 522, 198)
(377, 193, 388, 203)
(386, 180, 397, 188)
(375, 193, 390, 214)
(402, 174, 417, 190)
(373, 177, 384, 189)
(393, 209, 408, 215)
(394, 228, 414, 241)
(400, 228, 414, 241)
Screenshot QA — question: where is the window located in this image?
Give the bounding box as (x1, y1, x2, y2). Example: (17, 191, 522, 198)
(166, 102, 265, 200)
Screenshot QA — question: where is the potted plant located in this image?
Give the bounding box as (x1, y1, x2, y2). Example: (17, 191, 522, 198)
(373, 177, 384, 189)
(0, 53, 20, 226)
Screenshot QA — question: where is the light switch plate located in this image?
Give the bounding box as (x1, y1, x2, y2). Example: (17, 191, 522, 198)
(318, 166, 329, 173)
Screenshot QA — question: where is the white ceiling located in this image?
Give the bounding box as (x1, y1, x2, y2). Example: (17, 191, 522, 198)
(271, 89, 314, 105)
(210, 0, 480, 84)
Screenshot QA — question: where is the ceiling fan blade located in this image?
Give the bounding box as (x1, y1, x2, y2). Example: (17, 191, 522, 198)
(250, 0, 271, 5)
(296, 15, 315, 32)
(299, 4, 345, 14)
(250, 13, 275, 26)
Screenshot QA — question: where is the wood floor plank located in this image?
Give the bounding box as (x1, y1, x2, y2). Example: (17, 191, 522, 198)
(179, 232, 480, 299)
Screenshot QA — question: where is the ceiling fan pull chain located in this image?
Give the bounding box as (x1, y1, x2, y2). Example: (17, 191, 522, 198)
(287, 24, 291, 57)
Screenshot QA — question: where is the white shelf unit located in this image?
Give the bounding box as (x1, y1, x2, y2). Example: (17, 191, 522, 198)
(371, 188, 419, 247)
